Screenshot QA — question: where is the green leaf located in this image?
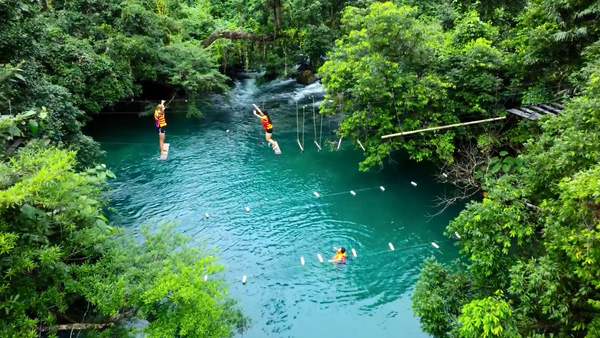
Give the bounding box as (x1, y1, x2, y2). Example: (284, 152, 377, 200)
(491, 162, 502, 173)
(499, 151, 508, 157)
(28, 120, 39, 135)
(8, 125, 21, 137)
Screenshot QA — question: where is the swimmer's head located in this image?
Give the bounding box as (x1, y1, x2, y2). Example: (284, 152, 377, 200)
(339, 247, 346, 254)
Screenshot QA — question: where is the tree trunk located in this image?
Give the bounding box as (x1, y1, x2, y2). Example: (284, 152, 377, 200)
(39, 309, 137, 332)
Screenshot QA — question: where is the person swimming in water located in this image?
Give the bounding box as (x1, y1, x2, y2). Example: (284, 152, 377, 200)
(329, 247, 347, 263)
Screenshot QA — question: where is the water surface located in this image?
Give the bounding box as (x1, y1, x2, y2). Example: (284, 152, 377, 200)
(87, 78, 462, 337)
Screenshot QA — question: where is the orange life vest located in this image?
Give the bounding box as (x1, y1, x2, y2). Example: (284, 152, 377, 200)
(154, 110, 167, 127)
(333, 252, 347, 261)
(261, 118, 273, 130)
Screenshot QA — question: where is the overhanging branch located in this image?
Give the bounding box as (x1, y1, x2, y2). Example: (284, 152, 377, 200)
(202, 31, 286, 47)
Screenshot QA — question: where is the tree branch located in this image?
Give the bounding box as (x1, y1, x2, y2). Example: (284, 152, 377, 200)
(201, 31, 286, 47)
(39, 309, 137, 332)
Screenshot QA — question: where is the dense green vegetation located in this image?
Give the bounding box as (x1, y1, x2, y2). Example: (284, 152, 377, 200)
(2, 0, 600, 336)
(413, 59, 600, 337)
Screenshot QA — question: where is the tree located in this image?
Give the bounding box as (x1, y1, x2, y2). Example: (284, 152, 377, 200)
(412, 61, 600, 337)
(0, 143, 248, 337)
(319, 2, 510, 170)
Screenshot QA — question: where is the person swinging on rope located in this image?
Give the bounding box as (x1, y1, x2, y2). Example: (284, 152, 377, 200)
(155, 100, 167, 156)
(253, 105, 279, 150)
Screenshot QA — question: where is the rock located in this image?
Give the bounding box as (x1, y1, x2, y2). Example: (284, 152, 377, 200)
(263, 68, 278, 82)
(296, 70, 318, 85)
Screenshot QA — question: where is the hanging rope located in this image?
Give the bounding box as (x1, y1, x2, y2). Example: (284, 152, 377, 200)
(319, 107, 324, 147)
(302, 105, 306, 150)
(296, 101, 304, 152)
(312, 97, 321, 151)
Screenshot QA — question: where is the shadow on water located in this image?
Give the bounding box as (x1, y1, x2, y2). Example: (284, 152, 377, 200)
(86, 77, 465, 338)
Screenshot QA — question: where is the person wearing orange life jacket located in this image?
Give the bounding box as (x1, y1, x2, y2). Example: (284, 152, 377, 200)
(253, 106, 279, 150)
(329, 247, 347, 263)
(154, 100, 167, 156)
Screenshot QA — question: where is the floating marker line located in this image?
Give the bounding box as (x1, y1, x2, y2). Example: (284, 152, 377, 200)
(239, 240, 453, 280)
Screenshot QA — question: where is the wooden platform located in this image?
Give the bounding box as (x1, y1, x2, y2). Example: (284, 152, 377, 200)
(159, 143, 170, 160)
(506, 103, 564, 120)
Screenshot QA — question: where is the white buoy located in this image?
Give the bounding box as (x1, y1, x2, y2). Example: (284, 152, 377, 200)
(242, 275, 247, 284)
(314, 191, 320, 198)
(185, 99, 188, 102)
(380, 186, 385, 191)
(455, 232, 461, 239)
(351, 248, 357, 257)
(245, 206, 250, 212)
(388, 243, 395, 251)
(204, 275, 208, 281)
(442, 173, 448, 178)
(300, 256, 305, 265)
(431, 242, 440, 249)
(317, 254, 323, 263)
(226, 130, 230, 133)
(205, 213, 210, 218)
(411, 181, 417, 187)
(350, 190, 356, 196)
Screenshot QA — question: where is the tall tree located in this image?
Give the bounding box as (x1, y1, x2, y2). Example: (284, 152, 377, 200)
(412, 61, 600, 337)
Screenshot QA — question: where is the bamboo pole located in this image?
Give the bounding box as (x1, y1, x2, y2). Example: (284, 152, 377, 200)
(380, 116, 506, 139)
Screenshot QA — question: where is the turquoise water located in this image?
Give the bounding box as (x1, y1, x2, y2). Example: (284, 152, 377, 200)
(87, 77, 462, 337)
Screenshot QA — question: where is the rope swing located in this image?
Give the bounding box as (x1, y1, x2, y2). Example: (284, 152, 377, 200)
(296, 101, 304, 152)
(312, 96, 322, 151)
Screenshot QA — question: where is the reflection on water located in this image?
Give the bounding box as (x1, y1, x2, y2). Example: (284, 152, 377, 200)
(88, 76, 462, 337)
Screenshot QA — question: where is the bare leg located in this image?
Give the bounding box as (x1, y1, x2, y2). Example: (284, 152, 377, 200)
(159, 133, 166, 154)
(266, 133, 278, 148)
